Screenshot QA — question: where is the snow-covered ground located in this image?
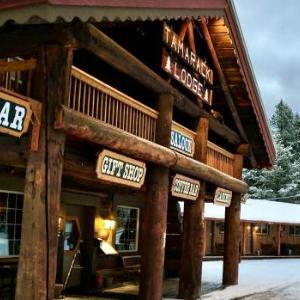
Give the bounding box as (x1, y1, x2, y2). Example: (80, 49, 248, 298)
(202, 259, 300, 300)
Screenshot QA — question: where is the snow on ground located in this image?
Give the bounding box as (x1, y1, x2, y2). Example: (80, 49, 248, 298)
(202, 259, 300, 300)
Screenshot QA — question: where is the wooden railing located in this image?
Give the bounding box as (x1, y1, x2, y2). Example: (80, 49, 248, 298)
(0, 58, 36, 96)
(207, 141, 234, 177)
(69, 66, 235, 177)
(69, 66, 158, 141)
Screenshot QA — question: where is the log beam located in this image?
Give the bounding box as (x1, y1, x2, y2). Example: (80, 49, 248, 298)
(222, 154, 243, 286)
(0, 24, 77, 58)
(139, 94, 173, 300)
(55, 105, 248, 194)
(179, 118, 208, 299)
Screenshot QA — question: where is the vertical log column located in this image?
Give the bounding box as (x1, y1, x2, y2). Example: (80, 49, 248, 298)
(179, 118, 209, 300)
(139, 94, 174, 300)
(222, 155, 243, 286)
(276, 224, 281, 256)
(16, 46, 73, 300)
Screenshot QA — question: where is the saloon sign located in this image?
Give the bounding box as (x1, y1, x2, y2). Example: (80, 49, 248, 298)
(171, 174, 200, 201)
(170, 123, 195, 157)
(96, 150, 146, 189)
(214, 187, 232, 207)
(0, 90, 32, 137)
(162, 23, 213, 104)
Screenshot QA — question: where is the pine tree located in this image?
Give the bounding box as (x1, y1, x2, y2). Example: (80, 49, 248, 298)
(243, 100, 300, 203)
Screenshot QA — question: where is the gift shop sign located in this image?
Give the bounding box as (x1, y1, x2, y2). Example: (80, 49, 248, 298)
(162, 23, 213, 105)
(171, 174, 200, 201)
(0, 90, 32, 137)
(214, 187, 232, 207)
(96, 150, 146, 189)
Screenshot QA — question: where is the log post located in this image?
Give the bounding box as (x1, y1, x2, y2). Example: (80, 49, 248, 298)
(276, 224, 281, 256)
(16, 50, 47, 300)
(139, 94, 174, 300)
(241, 222, 246, 256)
(16, 46, 73, 300)
(222, 154, 243, 286)
(178, 118, 208, 300)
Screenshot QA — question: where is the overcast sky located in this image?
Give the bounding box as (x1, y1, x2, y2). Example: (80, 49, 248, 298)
(233, 0, 300, 118)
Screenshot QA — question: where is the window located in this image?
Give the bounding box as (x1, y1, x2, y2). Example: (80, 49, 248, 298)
(256, 223, 269, 235)
(289, 225, 300, 236)
(218, 222, 225, 234)
(115, 206, 139, 252)
(64, 218, 80, 251)
(0, 190, 23, 256)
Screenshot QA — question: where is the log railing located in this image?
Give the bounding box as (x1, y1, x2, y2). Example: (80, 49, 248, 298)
(69, 66, 235, 177)
(69, 66, 158, 141)
(207, 141, 234, 177)
(0, 58, 36, 95)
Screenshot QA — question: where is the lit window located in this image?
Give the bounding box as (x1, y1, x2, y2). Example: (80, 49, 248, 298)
(115, 206, 139, 252)
(0, 191, 23, 256)
(64, 219, 80, 251)
(289, 225, 300, 236)
(256, 223, 269, 235)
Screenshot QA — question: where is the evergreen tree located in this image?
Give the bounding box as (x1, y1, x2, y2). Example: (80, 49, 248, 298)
(243, 100, 300, 203)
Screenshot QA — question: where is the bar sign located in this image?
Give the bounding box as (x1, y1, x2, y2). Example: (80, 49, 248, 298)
(171, 174, 200, 201)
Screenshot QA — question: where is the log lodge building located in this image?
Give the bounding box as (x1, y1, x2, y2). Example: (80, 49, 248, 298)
(0, 1, 276, 299)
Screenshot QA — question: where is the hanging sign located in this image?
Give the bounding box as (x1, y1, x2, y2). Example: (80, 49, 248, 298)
(0, 89, 32, 137)
(171, 174, 200, 201)
(170, 122, 195, 157)
(214, 187, 232, 207)
(96, 150, 146, 189)
(162, 23, 213, 105)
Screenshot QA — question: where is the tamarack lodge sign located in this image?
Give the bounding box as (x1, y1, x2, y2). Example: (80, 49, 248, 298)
(214, 187, 232, 207)
(162, 22, 213, 105)
(0, 89, 32, 137)
(96, 150, 146, 189)
(171, 174, 200, 201)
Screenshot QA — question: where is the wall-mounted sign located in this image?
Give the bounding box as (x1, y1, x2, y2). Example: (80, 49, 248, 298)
(162, 23, 213, 105)
(96, 150, 146, 189)
(0, 89, 32, 137)
(170, 122, 195, 157)
(171, 174, 200, 201)
(214, 187, 232, 207)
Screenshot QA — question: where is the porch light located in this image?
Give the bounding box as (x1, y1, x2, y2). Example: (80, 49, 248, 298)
(104, 219, 116, 230)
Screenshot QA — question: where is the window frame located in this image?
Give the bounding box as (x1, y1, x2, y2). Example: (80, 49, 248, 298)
(289, 225, 300, 236)
(256, 223, 269, 235)
(0, 189, 24, 257)
(115, 205, 140, 253)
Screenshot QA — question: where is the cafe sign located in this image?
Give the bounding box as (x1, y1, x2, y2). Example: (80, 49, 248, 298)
(214, 187, 232, 207)
(162, 22, 213, 105)
(96, 150, 146, 189)
(0, 90, 32, 137)
(171, 174, 200, 201)
(170, 122, 195, 157)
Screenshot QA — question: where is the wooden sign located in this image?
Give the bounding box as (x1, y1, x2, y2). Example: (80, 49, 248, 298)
(162, 48, 213, 105)
(96, 150, 146, 189)
(214, 187, 232, 207)
(170, 122, 195, 157)
(163, 23, 213, 84)
(171, 174, 200, 201)
(0, 90, 32, 137)
(162, 22, 213, 104)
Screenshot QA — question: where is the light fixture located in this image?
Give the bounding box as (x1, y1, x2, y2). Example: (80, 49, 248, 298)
(104, 219, 116, 230)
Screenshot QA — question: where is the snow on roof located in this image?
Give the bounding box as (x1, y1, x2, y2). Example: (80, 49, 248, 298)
(179, 199, 300, 224)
